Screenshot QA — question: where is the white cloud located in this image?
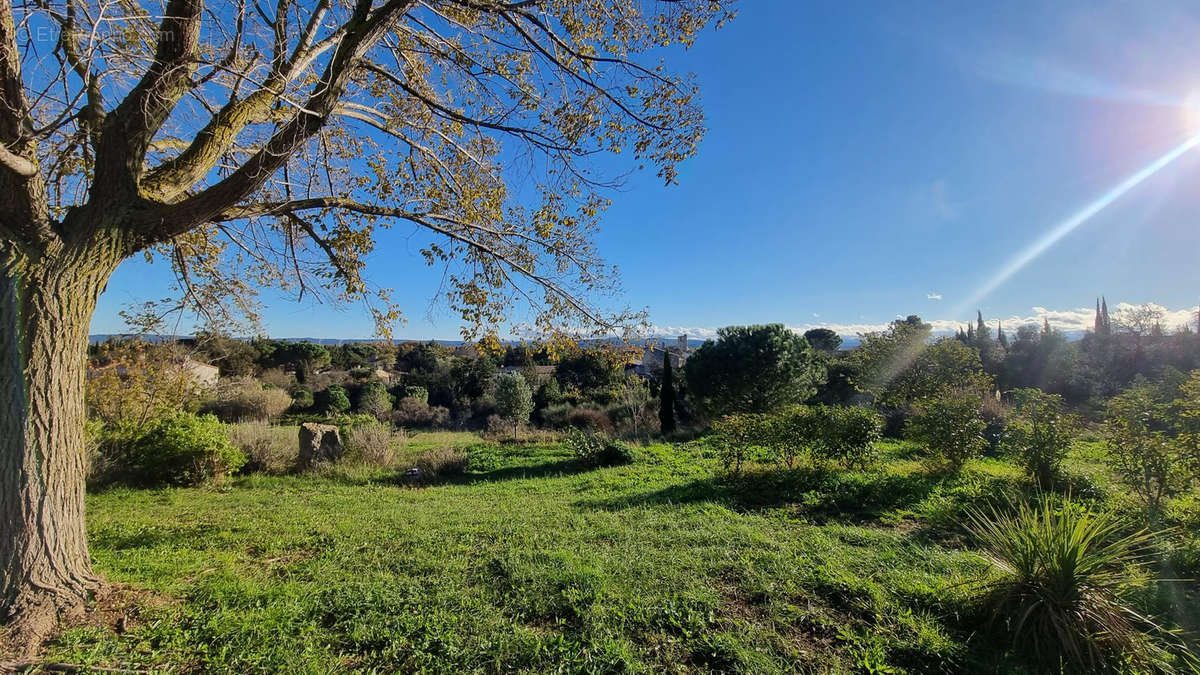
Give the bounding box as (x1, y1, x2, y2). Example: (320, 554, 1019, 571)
(927, 292, 943, 301)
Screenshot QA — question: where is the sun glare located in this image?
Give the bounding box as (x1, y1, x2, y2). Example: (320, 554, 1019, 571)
(1183, 91, 1200, 133)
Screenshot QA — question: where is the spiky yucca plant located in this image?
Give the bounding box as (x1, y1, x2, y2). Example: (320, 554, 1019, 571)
(965, 498, 1188, 673)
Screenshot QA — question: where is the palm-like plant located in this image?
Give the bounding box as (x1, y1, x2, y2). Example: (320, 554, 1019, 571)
(965, 498, 1189, 672)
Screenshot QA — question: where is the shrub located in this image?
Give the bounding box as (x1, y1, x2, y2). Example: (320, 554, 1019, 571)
(768, 406, 819, 468)
(86, 340, 205, 426)
(1104, 383, 1188, 510)
(979, 394, 1011, 453)
(485, 414, 508, 437)
(814, 405, 883, 469)
(567, 406, 612, 433)
(228, 420, 296, 474)
(565, 429, 634, 467)
(317, 384, 351, 415)
(712, 413, 770, 474)
(398, 384, 429, 405)
(907, 391, 987, 472)
(356, 380, 394, 420)
(965, 498, 1182, 672)
(344, 421, 394, 466)
(1003, 389, 1074, 487)
(392, 396, 450, 428)
(205, 378, 294, 421)
(290, 388, 314, 411)
(465, 443, 503, 472)
(258, 367, 294, 389)
(122, 412, 246, 486)
(539, 403, 573, 428)
(412, 445, 468, 479)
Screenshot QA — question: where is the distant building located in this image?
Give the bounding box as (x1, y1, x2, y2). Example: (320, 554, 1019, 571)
(178, 358, 219, 388)
(88, 356, 219, 389)
(631, 335, 691, 377)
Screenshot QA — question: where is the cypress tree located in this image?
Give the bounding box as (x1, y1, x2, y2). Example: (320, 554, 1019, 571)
(659, 349, 676, 434)
(976, 310, 986, 338)
(1100, 297, 1111, 335)
(1094, 298, 1103, 334)
(997, 321, 1008, 349)
(1042, 317, 1051, 335)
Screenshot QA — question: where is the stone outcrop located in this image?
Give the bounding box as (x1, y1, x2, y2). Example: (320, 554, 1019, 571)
(298, 423, 342, 469)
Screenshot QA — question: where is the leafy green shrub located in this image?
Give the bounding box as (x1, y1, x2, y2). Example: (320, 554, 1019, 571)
(317, 385, 351, 415)
(465, 443, 503, 472)
(122, 412, 246, 486)
(1106, 383, 1191, 510)
(565, 429, 634, 467)
(712, 413, 770, 474)
(355, 380, 394, 420)
(907, 392, 987, 472)
(965, 498, 1184, 672)
(539, 403, 573, 428)
(1003, 389, 1074, 486)
(290, 388, 314, 411)
(813, 405, 883, 469)
(399, 384, 429, 405)
(768, 406, 818, 468)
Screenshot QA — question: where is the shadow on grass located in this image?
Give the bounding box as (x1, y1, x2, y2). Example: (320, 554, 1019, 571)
(316, 458, 599, 488)
(577, 465, 1024, 528)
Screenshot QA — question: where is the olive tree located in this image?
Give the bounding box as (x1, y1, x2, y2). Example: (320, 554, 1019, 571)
(0, 0, 732, 643)
(494, 372, 533, 438)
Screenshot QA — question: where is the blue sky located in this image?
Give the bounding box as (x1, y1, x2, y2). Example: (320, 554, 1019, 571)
(92, 1, 1200, 339)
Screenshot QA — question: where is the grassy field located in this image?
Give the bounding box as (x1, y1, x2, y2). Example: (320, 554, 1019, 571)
(44, 433, 1200, 673)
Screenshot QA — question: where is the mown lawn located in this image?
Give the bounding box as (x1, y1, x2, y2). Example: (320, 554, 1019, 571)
(45, 435, 1198, 673)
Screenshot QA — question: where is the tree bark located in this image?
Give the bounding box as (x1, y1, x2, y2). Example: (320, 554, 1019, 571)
(0, 237, 122, 653)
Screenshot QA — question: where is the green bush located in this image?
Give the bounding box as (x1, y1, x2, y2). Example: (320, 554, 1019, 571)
(1105, 383, 1191, 510)
(356, 380, 394, 420)
(290, 388, 314, 411)
(907, 392, 987, 472)
(813, 405, 883, 469)
(399, 384, 429, 405)
(768, 406, 818, 468)
(712, 413, 771, 474)
(760, 405, 882, 470)
(465, 443, 503, 472)
(965, 497, 1185, 672)
(122, 412, 246, 486)
(317, 385, 351, 415)
(1003, 389, 1074, 486)
(565, 429, 634, 467)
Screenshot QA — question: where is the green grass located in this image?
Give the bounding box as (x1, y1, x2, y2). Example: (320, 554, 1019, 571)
(46, 437, 1197, 673)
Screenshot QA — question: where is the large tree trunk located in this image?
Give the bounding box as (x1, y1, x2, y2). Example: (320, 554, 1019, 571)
(0, 239, 121, 653)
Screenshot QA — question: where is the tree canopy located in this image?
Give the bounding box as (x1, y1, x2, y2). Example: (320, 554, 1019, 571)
(2, 0, 734, 339)
(684, 324, 823, 417)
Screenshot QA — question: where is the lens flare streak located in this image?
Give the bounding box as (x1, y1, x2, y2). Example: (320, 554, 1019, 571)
(954, 132, 1200, 317)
